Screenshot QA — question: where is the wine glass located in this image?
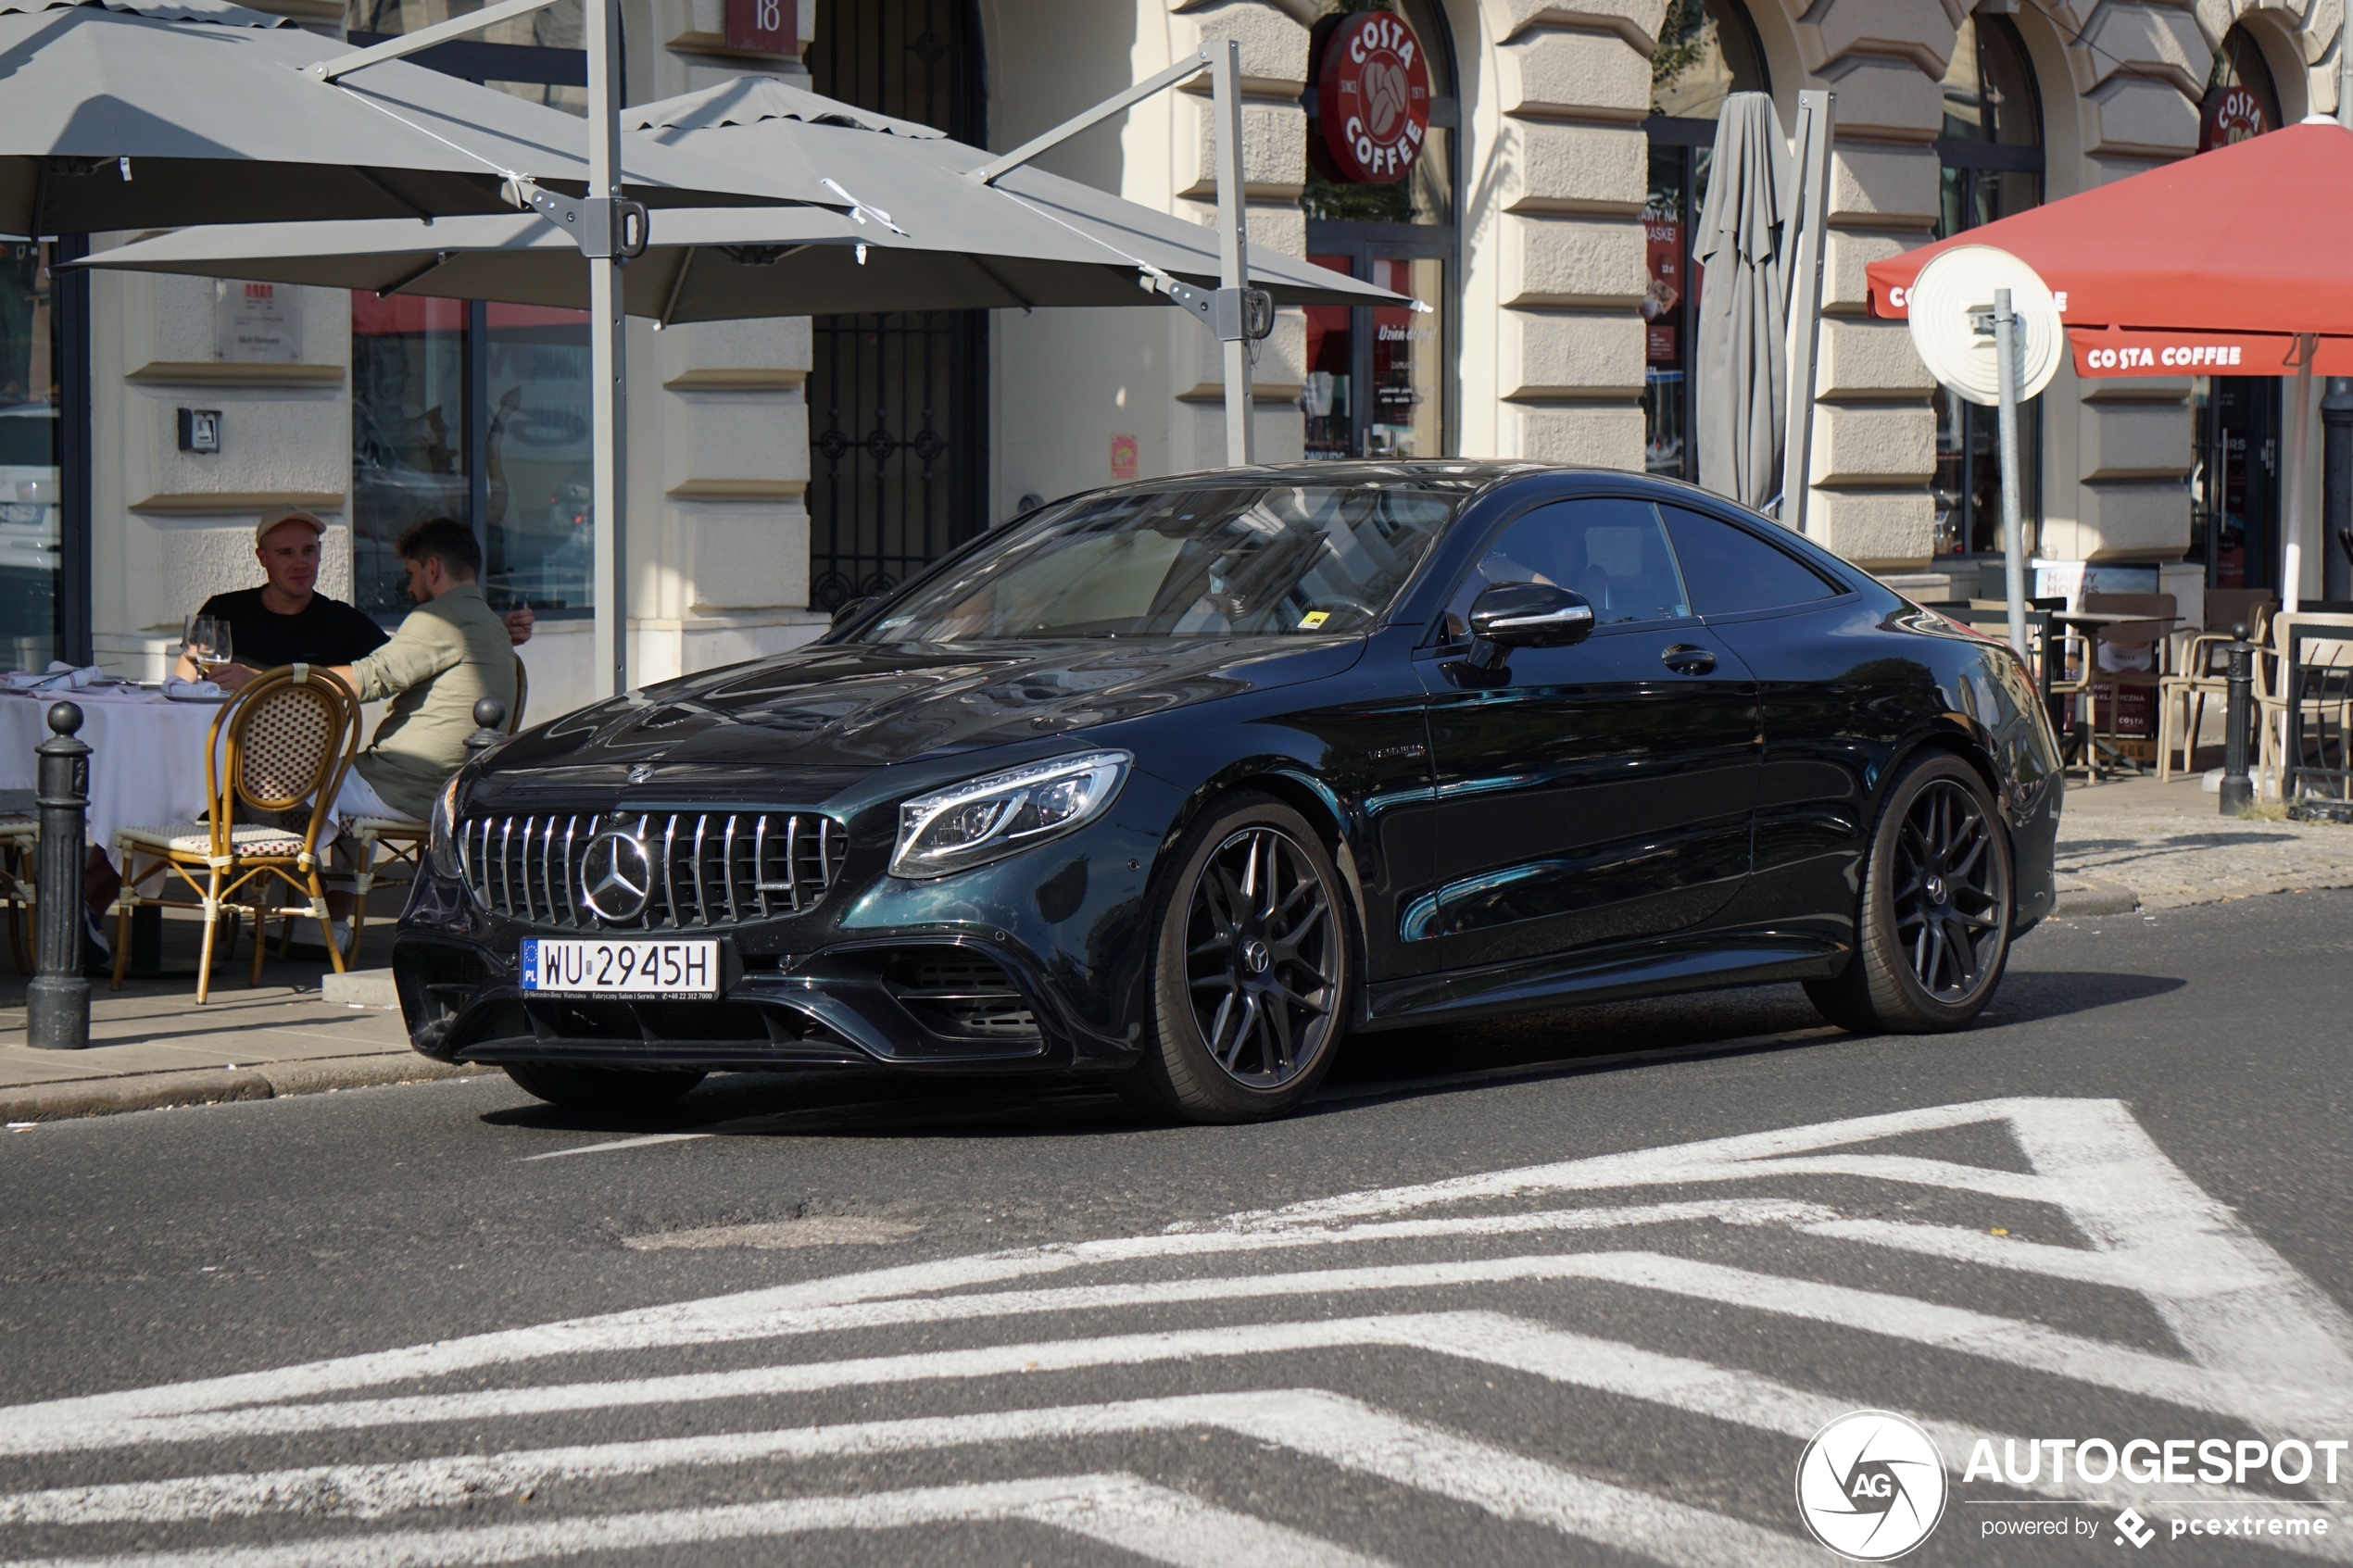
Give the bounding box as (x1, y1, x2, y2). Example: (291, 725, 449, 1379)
(183, 614, 227, 680)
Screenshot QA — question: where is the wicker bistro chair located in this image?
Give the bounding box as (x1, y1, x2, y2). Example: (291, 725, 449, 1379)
(2259, 612, 2353, 798)
(2158, 594, 2278, 782)
(109, 664, 361, 1001)
(339, 654, 527, 965)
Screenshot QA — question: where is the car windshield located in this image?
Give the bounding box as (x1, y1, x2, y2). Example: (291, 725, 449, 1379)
(860, 483, 1459, 643)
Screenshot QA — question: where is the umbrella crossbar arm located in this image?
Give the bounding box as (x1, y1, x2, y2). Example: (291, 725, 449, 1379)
(967, 50, 1212, 187)
(308, 0, 566, 82)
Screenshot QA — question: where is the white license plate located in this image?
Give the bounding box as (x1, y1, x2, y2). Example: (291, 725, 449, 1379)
(520, 938, 720, 998)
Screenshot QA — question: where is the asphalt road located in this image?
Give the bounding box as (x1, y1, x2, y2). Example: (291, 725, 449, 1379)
(5, 890, 2353, 1566)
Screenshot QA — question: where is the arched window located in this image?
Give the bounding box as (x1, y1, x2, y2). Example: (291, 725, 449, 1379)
(1301, 0, 1458, 461)
(2193, 26, 2286, 587)
(1642, 0, 1770, 481)
(1932, 14, 2044, 559)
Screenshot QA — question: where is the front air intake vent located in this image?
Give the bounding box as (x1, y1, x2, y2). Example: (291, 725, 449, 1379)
(459, 811, 847, 929)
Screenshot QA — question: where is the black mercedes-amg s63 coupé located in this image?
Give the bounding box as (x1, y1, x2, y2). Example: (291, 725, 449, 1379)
(393, 462, 2061, 1123)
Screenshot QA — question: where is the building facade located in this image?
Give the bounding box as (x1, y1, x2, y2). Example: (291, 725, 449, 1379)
(7, 0, 2343, 713)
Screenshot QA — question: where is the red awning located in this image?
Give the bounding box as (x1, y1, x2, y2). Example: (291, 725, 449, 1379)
(1867, 120, 2353, 376)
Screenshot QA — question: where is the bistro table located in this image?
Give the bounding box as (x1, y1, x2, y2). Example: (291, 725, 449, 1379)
(2045, 610, 2188, 781)
(0, 684, 230, 863)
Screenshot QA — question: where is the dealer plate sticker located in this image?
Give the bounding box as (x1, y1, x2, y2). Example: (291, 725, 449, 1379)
(520, 938, 720, 998)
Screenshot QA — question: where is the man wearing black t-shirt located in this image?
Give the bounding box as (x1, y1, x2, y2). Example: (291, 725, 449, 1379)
(175, 508, 533, 679)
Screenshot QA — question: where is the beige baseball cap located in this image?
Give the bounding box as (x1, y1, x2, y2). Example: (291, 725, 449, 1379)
(255, 507, 327, 547)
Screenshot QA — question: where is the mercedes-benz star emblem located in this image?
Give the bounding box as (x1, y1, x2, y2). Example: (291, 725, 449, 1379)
(626, 763, 657, 784)
(578, 830, 652, 922)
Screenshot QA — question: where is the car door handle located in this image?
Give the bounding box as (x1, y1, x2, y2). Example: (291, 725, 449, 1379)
(1661, 645, 1718, 676)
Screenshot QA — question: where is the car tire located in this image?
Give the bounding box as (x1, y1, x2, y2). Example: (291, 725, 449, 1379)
(501, 1061, 706, 1111)
(1806, 750, 2015, 1035)
(1126, 794, 1355, 1124)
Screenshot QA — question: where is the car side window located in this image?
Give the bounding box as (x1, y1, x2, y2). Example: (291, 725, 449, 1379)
(1442, 497, 1690, 636)
(1657, 505, 1841, 617)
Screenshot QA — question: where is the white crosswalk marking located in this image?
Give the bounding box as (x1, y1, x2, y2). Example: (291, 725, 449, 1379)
(5, 1097, 2348, 1565)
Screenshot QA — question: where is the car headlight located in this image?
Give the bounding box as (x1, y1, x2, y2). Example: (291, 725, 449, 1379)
(890, 750, 1131, 880)
(426, 770, 467, 880)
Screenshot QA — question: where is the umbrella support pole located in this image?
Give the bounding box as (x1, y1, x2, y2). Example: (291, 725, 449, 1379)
(313, 0, 635, 696)
(1210, 41, 1254, 468)
(967, 42, 1267, 469)
(1993, 289, 2030, 660)
(2284, 332, 2318, 615)
(1779, 89, 1833, 535)
(587, 0, 628, 697)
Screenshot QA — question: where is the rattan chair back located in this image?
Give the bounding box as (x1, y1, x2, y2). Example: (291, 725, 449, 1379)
(205, 664, 360, 861)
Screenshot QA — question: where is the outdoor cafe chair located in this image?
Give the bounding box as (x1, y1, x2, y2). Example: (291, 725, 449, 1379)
(108, 664, 360, 1002)
(339, 654, 526, 966)
(2158, 593, 2277, 782)
(0, 810, 33, 974)
(2258, 611, 2353, 799)
(2080, 593, 2176, 769)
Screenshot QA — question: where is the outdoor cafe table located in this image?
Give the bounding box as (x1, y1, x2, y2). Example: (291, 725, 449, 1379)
(2045, 610, 2187, 780)
(0, 686, 230, 866)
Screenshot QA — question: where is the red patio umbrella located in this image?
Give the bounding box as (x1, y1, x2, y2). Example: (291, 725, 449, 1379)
(1867, 119, 2353, 607)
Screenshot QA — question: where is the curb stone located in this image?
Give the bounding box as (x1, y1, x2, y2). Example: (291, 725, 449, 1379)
(2051, 878, 2140, 918)
(0, 1054, 499, 1125)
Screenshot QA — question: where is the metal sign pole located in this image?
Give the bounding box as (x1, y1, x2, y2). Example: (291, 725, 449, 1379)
(1779, 88, 1833, 534)
(1993, 288, 2029, 659)
(1210, 40, 1254, 467)
(587, 0, 629, 696)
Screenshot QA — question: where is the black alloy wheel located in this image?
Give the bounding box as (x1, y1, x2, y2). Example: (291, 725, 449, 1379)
(1806, 751, 2014, 1034)
(1130, 794, 1353, 1123)
(1894, 777, 2006, 1001)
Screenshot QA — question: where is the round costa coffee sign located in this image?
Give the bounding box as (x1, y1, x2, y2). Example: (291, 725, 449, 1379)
(1316, 10, 1430, 184)
(2200, 84, 2269, 150)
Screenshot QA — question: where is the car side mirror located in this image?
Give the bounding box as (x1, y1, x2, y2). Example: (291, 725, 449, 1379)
(830, 596, 876, 632)
(1466, 582, 1594, 670)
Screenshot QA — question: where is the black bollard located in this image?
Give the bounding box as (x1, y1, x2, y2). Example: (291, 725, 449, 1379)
(28, 702, 91, 1049)
(2220, 623, 2254, 816)
(465, 697, 507, 759)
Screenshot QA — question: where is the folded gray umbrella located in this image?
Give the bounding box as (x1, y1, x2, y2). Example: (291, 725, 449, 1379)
(1692, 92, 1789, 511)
(0, 0, 841, 234)
(82, 76, 1408, 320)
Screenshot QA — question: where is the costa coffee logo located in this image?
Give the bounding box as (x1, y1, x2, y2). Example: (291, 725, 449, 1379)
(1316, 10, 1431, 184)
(2199, 84, 2269, 150)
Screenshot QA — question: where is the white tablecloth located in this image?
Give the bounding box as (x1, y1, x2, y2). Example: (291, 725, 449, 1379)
(0, 689, 233, 866)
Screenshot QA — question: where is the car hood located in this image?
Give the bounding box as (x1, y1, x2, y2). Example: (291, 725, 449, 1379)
(488, 636, 1365, 785)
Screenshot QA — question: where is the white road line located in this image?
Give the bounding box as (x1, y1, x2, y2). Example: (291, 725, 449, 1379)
(517, 1134, 711, 1161)
(0, 1393, 1816, 1568)
(0, 1199, 1838, 1456)
(14, 1316, 2329, 1553)
(2, 1248, 2265, 1459)
(0, 1474, 1390, 1568)
(12, 1098, 2347, 1448)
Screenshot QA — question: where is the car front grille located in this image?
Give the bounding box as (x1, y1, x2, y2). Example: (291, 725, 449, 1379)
(458, 810, 847, 930)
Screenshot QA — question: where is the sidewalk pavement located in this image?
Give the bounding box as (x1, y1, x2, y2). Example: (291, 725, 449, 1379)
(2054, 771, 2353, 912)
(0, 917, 494, 1123)
(2, 771, 2345, 1124)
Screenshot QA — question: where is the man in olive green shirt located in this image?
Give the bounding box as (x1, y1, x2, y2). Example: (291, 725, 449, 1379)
(217, 517, 516, 952)
(221, 517, 516, 821)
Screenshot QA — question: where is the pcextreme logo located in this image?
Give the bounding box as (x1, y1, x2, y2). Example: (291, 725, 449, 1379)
(1795, 1410, 1950, 1561)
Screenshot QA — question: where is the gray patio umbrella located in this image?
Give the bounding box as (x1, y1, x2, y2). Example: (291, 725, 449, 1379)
(1692, 92, 1789, 511)
(83, 77, 1406, 320)
(0, 0, 841, 234)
